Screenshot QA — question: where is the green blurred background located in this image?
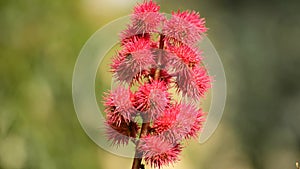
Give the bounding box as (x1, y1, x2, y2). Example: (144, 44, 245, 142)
(1, 0, 300, 169)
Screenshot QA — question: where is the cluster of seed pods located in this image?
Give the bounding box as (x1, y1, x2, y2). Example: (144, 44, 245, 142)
(103, 1, 211, 168)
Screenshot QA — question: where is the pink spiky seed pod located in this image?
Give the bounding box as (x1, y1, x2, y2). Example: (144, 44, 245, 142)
(171, 58, 200, 99)
(131, 0, 165, 35)
(169, 55, 211, 100)
(104, 86, 136, 126)
(163, 10, 207, 45)
(166, 43, 203, 67)
(151, 103, 179, 135)
(134, 0, 160, 13)
(173, 10, 208, 34)
(111, 37, 155, 84)
(152, 103, 205, 142)
(138, 135, 182, 169)
(133, 80, 170, 120)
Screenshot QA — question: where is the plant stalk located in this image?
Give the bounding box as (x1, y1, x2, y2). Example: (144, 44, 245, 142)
(131, 34, 165, 169)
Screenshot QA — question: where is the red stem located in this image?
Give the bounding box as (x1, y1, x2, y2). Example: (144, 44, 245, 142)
(131, 34, 165, 169)
(131, 121, 150, 169)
